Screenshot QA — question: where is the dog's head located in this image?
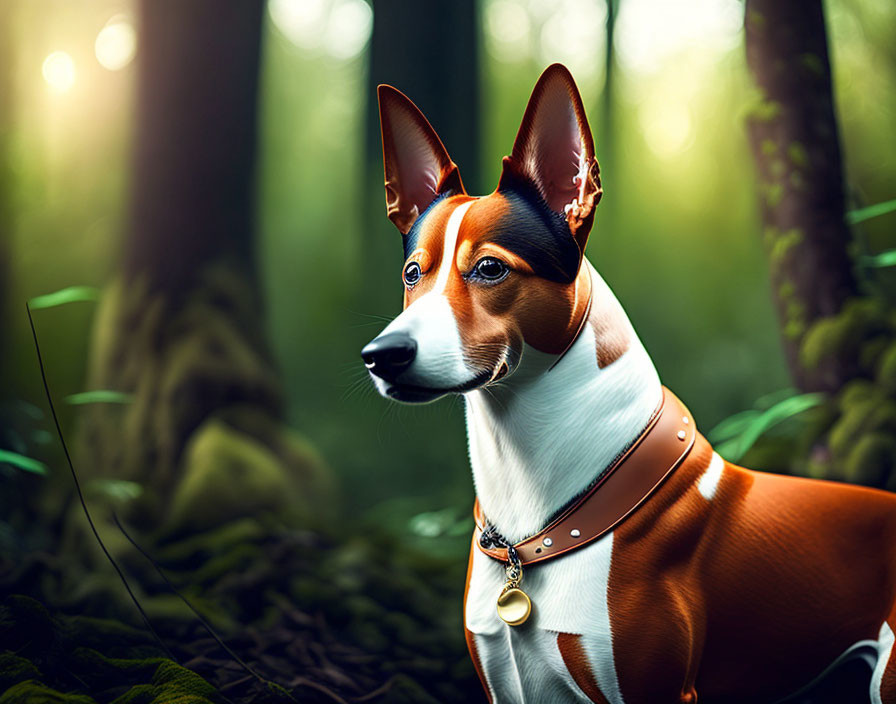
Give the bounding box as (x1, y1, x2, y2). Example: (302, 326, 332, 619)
(363, 64, 602, 403)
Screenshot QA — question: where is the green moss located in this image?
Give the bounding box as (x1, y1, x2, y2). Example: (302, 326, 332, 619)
(748, 98, 781, 123)
(168, 419, 303, 533)
(148, 661, 219, 703)
(778, 281, 795, 300)
(110, 661, 221, 704)
(0, 681, 96, 704)
(769, 228, 803, 265)
(845, 433, 896, 487)
(789, 171, 806, 191)
(764, 182, 784, 209)
(770, 159, 787, 179)
(761, 139, 777, 155)
(787, 142, 809, 168)
(877, 343, 896, 393)
(829, 398, 896, 460)
(0, 652, 41, 691)
(839, 379, 876, 411)
(829, 399, 878, 458)
(66, 648, 162, 690)
(783, 319, 807, 341)
(799, 299, 889, 372)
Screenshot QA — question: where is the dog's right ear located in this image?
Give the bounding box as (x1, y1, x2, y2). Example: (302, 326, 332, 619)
(378, 85, 465, 235)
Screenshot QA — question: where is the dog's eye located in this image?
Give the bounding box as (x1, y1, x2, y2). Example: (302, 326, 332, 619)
(403, 261, 422, 287)
(473, 257, 509, 282)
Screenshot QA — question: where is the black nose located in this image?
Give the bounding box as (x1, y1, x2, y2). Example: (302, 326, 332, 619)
(361, 332, 417, 381)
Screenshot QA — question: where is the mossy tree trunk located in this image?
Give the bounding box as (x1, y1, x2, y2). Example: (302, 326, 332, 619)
(364, 0, 480, 311)
(744, 0, 858, 392)
(79, 0, 331, 534)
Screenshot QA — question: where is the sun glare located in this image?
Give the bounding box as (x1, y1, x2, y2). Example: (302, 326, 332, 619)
(269, 0, 372, 59)
(95, 17, 137, 71)
(42, 51, 76, 94)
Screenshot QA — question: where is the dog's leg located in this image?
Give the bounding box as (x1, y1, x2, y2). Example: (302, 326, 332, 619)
(872, 616, 896, 704)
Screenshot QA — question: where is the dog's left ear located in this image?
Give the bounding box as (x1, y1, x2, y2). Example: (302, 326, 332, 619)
(499, 64, 602, 252)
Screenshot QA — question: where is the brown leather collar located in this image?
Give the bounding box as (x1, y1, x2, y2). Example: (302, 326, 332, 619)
(473, 386, 696, 566)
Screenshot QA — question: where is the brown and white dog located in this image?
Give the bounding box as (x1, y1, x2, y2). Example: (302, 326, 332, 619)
(361, 64, 896, 703)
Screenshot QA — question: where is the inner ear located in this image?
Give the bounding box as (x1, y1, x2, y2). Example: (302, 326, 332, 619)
(498, 64, 601, 250)
(378, 85, 465, 235)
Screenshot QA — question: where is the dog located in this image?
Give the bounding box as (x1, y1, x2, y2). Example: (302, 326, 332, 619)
(362, 64, 896, 703)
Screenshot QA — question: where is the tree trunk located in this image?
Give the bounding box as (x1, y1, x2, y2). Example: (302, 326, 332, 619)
(363, 0, 479, 310)
(744, 0, 858, 392)
(79, 0, 332, 534)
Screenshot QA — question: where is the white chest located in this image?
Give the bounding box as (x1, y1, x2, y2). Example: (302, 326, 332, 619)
(465, 533, 625, 704)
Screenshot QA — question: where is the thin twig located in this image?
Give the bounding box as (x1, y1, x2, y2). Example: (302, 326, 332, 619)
(25, 302, 174, 661)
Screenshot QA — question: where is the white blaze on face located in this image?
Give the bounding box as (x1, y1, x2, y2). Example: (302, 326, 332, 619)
(375, 201, 475, 390)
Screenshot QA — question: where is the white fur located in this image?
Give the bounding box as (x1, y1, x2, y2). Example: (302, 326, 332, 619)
(872, 621, 895, 704)
(697, 452, 725, 500)
(464, 260, 660, 703)
(465, 261, 662, 543)
(467, 532, 624, 704)
(434, 201, 472, 292)
(373, 201, 474, 391)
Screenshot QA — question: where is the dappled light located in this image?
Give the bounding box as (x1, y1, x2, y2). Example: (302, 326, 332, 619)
(41, 50, 75, 94)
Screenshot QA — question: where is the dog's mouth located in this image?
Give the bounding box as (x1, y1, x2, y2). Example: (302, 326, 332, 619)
(382, 368, 495, 404)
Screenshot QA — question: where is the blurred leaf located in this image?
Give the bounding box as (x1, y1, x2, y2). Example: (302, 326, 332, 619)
(860, 250, 896, 269)
(87, 479, 143, 501)
(409, 508, 459, 538)
(65, 390, 134, 405)
(707, 409, 761, 444)
(754, 386, 800, 410)
(846, 198, 896, 225)
(0, 449, 47, 475)
(718, 392, 827, 463)
(28, 286, 100, 309)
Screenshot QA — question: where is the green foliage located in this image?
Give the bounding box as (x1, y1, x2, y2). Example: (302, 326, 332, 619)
(65, 391, 134, 405)
(0, 681, 97, 704)
(710, 391, 826, 462)
(0, 449, 46, 475)
(0, 653, 41, 691)
(28, 286, 100, 310)
(861, 249, 896, 269)
(846, 197, 896, 225)
(85, 479, 143, 502)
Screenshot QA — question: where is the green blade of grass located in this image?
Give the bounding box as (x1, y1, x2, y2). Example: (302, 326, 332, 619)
(0, 449, 47, 475)
(65, 390, 134, 405)
(707, 409, 761, 444)
(861, 250, 896, 269)
(29, 286, 100, 310)
(727, 392, 827, 462)
(846, 198, 896, 225)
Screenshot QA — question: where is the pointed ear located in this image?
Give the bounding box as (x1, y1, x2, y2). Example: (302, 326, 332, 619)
(378, 85, 465, 235)
(499, 64, 602, 251)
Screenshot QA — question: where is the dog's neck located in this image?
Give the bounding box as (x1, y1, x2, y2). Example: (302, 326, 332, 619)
(464, 260, 663, 543)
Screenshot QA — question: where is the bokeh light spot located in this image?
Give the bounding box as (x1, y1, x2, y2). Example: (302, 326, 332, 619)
(95, 17, 137, 71)
(485, 0, 532, 63)
(42, 51, 76, 94)
(270, 0, 371, 59)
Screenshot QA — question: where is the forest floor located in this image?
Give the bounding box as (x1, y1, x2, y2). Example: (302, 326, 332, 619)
(0, 509, 485, 703)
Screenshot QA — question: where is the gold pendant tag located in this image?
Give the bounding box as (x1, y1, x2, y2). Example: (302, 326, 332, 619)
(497, 587, 532, 626)
(496, 562, 532, 626)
